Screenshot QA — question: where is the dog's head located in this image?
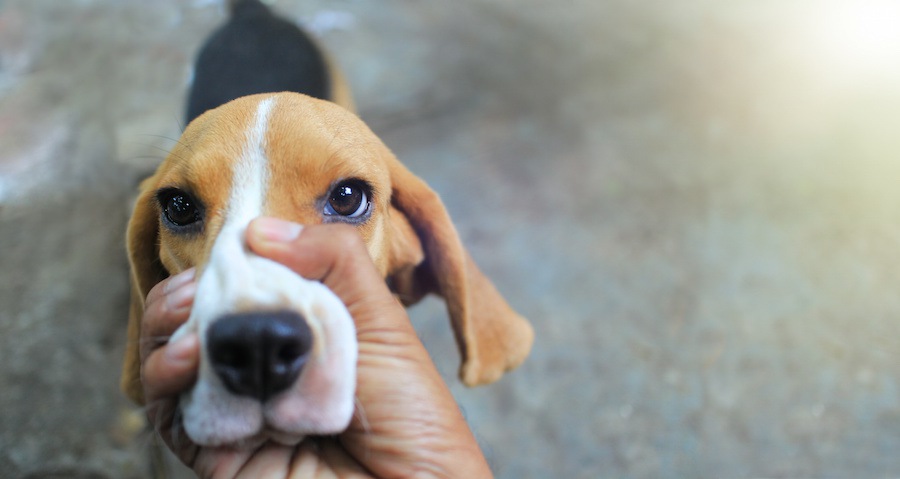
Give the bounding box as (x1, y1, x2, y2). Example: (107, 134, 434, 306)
(121, 92, 533, 446)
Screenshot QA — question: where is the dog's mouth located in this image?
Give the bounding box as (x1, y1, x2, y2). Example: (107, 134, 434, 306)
(210, 425, 305, 450)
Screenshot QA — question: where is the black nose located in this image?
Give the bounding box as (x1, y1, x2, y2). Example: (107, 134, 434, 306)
(206, 310, 313, 401)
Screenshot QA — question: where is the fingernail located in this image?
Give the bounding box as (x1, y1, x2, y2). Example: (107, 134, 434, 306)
(251, 217, 303, 244)
(165, 334, 198, 362)
(165, 281, 196, 311)
(164, 268, 195, 294)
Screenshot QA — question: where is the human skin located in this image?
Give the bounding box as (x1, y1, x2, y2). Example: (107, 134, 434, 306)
(139, 218, 494, 479)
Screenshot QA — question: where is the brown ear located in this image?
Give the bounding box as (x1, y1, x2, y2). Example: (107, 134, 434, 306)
(385, 161, 534, 386)
(120, 178, 167, 405)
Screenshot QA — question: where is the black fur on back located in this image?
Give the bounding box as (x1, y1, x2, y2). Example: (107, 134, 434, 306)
(185, 0, 331, 125)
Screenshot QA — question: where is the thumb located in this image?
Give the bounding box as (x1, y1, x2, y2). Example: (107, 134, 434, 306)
(245, 217, 410, 333)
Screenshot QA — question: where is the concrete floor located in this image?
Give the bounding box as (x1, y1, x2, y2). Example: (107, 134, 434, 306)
(3, 0, 900, 477)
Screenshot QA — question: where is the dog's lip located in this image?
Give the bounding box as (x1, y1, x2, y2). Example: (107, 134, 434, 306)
(229, 424, 305, 448)
(266, 427, 306, 446)
(231, 432, 268, 450)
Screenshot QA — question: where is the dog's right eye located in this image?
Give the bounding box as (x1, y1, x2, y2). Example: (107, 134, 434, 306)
(158, 189, 203, 229)
(324, 180, 371, 220)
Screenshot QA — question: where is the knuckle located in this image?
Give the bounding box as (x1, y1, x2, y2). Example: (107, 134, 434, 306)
(144, 279, 166, 305)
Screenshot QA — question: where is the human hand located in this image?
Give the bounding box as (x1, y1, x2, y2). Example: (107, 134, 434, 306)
(140, 219, 493, 478)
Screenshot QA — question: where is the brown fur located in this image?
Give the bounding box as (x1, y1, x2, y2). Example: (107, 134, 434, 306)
(122, 92, 533, 404)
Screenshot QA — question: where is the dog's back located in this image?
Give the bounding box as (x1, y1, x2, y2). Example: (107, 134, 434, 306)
(185, 0, 331, 124)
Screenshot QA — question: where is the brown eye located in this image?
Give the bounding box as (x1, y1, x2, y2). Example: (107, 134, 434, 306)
(325, 181, 370, 218)
(158, 188, 203, 229)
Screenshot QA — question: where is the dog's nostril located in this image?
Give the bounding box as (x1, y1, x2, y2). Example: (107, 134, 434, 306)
(216, 343, 251, 368)
(207, 310, 313, 401)
(277, 343, 304, 362)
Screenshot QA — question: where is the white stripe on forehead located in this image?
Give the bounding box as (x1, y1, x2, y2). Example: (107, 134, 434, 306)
(187, 97, 277, 323)
(227, 96, 275, 223)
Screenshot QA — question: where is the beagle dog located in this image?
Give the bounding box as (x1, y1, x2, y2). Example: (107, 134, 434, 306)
(121, 0, 533, 447)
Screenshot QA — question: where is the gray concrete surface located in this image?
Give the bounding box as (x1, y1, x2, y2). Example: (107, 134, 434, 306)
(3, 0, 900, 477)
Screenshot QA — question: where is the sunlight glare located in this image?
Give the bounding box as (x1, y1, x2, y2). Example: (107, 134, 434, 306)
(807, 0, 900, 84)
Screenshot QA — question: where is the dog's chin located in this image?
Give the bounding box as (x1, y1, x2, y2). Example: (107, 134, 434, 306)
(178, 379, 356, 448)
(179, 395, 355, 448)
(188, 430, 297, 451)
(220, 432, 269, 451)
(203, 429, 307, 450)
(182, 413, 353, 449)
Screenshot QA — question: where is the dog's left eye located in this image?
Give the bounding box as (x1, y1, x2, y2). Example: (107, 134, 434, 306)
(158, 189, 203, 229)
(324, 180, 370, 219)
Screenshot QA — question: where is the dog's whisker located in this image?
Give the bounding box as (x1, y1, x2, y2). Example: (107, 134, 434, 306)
(125, 155, 166, 162)
(135, 134, 178, 144)
(138, 133, 197, 154)
(144, 400, 167, 433)
(352, 396, 371, 435)
(173, 113, 187, 134)
(169, 407, 191, 452)
(128, 140, 195, 165)
(349, 396, 375, 463)
(144, 397, 192, 453)
(151, 145, 191, 164)
(130, 140, 174, 153)
(143, 334, 174, 342)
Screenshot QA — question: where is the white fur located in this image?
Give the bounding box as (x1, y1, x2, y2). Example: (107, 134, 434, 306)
(169, 97, 357, 446)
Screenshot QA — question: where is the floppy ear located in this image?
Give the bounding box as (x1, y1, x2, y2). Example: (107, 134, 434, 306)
(120, 178, 167, 405)
(385, 161, 534, 386)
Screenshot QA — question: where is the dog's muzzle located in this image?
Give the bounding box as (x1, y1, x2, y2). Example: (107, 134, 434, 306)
(173, 228, 358, 447)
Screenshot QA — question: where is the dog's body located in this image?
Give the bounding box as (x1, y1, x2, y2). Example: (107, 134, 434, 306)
(185, 0, 352, 123)
(122, 0, 532, 448)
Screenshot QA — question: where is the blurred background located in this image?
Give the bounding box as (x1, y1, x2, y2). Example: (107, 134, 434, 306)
(2, 0, 900, 477)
